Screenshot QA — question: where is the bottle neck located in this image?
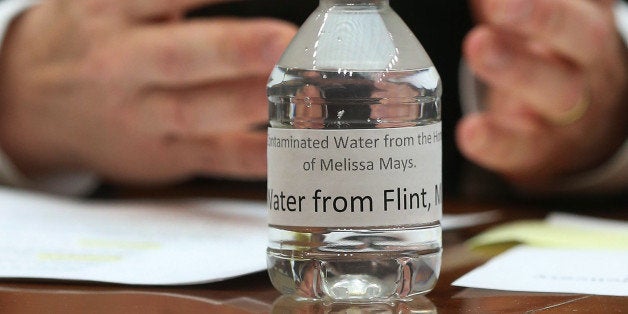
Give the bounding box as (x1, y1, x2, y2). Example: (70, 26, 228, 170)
(320, 0, 389, 6)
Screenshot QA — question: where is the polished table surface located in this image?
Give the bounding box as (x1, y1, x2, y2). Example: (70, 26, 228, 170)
(0, 181, 626, 313)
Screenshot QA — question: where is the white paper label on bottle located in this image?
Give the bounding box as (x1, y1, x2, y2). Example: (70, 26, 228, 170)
(267, 123, 442, 227)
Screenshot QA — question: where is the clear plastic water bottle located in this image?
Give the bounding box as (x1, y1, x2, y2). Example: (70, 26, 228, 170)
(267, 0, 442, 301)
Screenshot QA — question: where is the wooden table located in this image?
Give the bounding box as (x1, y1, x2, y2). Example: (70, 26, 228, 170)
(0, 181, 626, 313)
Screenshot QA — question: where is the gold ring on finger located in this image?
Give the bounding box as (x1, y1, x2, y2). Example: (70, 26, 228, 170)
(551, 89, 591, 126)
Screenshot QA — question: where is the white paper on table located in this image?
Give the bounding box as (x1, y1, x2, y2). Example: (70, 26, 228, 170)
(0, 188, 268, 285)
(452, 246, 628, 297)
(0, 187, 496, 285)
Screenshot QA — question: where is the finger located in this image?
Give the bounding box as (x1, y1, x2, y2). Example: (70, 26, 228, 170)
(95, 130, 266, 184)
(464, 27, 586, 123)
(121, 18, 295, 86)
(191, 131, 267, 179)
(134, 76, 269, 138)
(123, 0, 238, 20)
(479, 0, 615, 65)
(456, 113, 556, 179)
(483, 89, 545, 133)
(98, 130, 267, 184)
(90, 135, 201, 186)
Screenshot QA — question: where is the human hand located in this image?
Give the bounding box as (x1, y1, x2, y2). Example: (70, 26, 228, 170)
(458, 0, 627, 187)
(0, 0, 296, 185)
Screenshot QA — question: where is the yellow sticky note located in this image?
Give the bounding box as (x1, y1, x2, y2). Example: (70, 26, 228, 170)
(468, 219, 628, 255)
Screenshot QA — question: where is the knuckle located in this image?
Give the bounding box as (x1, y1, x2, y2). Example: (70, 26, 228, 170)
(81, 47, 120, 83)
(159, 94, 210, 138)
(154, 43, 189, 81)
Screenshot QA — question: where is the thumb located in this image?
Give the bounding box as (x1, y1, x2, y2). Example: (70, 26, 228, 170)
(455, 113, 555, 180)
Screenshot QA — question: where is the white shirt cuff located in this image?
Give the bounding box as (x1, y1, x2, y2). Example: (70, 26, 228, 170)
(0, 0, 38, 48)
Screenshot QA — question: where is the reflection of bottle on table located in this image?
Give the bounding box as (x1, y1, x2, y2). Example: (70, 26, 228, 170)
(272, 294, 437, 312)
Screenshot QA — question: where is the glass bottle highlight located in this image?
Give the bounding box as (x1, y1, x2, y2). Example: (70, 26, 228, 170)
(267, 0, 442, 301)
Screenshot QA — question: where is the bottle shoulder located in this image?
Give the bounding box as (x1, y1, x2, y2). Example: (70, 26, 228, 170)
(278, 4, 434, 71)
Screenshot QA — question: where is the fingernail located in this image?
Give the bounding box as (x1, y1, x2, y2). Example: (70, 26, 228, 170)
(461, 116, 490, 152)
(493, 0, 534, 25)
(469, 125, 489, 151)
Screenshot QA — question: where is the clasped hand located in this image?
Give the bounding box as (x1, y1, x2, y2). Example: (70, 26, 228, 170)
(0, 0, 296, 185)
(458, 0, 627, 187)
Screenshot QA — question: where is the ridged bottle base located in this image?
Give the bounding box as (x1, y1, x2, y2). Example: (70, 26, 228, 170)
(267, 225, 441, 301)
